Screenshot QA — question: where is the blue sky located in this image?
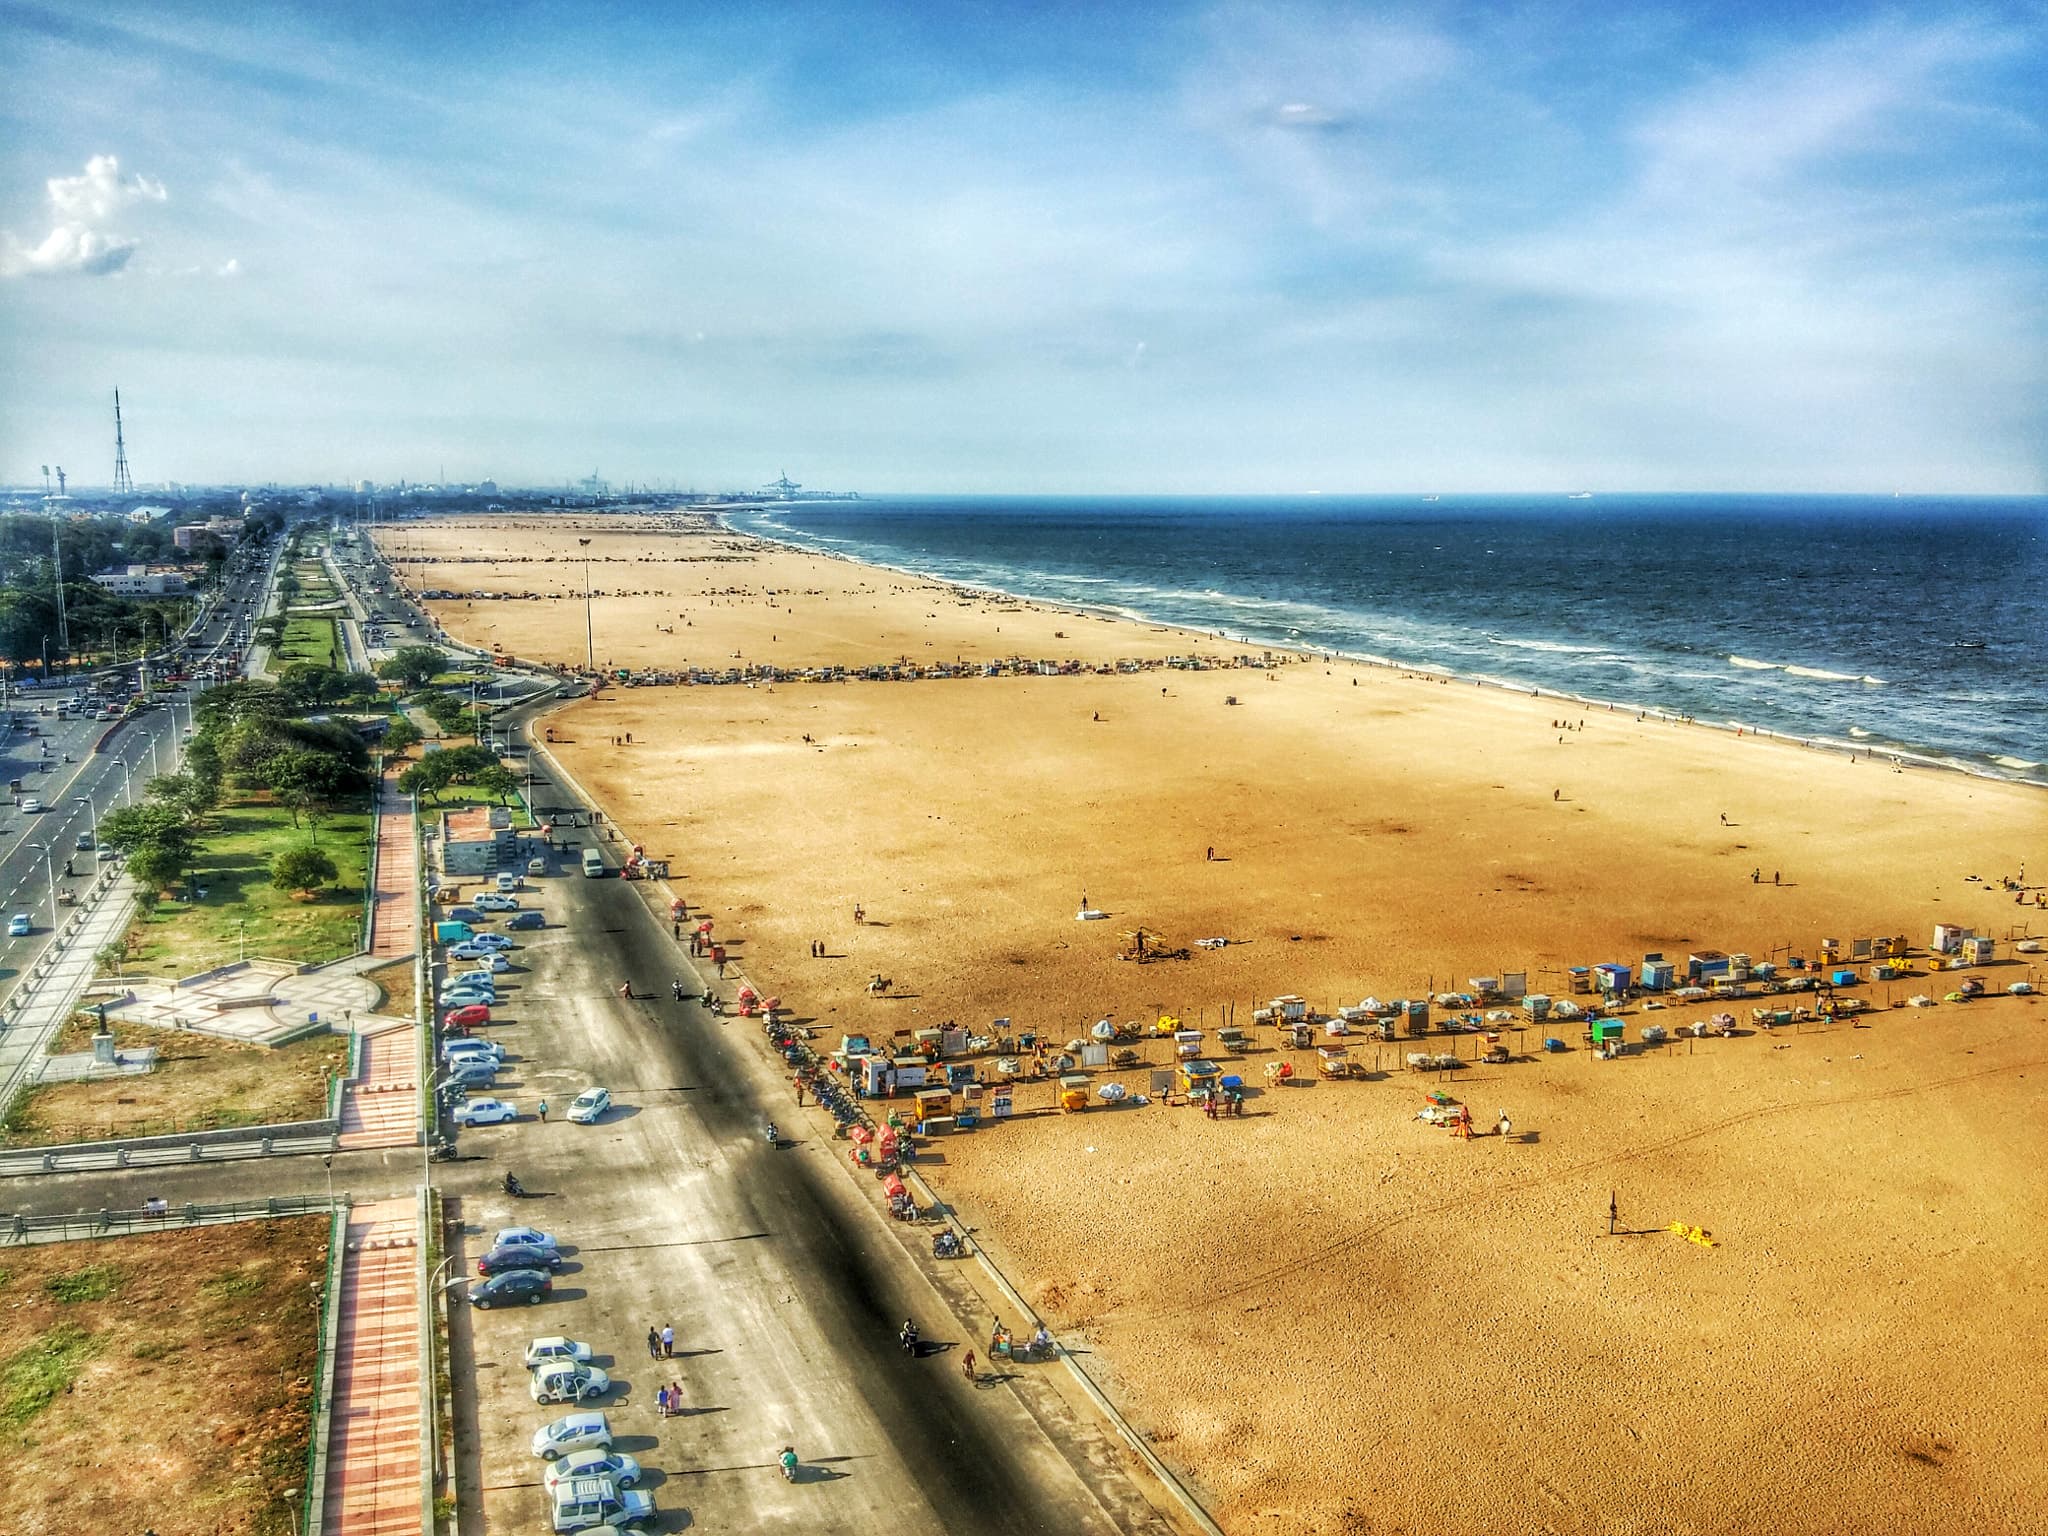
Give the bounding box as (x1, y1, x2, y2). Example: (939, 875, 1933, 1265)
(0, 0, 2042, 493)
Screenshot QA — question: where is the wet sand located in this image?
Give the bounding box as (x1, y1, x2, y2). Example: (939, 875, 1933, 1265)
(384, 514, 2048, 1535)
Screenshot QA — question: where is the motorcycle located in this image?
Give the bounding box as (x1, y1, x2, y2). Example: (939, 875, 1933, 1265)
(503, 1172, 527, 1198)
(899, 1320, 920, 1355)
(932, 1230, 965, 1260)
(429, 1139, 459, 1163)
(779, 1446, 799, 1482)
(762, 1122, 779, 1146)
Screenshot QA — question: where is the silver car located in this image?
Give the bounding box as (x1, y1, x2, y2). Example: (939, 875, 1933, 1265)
(524, 1336, 594, 1370)
(530, 1410, 611, 1461)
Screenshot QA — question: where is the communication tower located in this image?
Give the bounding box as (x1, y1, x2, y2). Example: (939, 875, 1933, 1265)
(112, 388, 134, 495)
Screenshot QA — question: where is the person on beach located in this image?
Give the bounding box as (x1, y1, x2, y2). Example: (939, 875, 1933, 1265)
(962, 1349, 977, 1383)
(647, 1327, 661, 1359)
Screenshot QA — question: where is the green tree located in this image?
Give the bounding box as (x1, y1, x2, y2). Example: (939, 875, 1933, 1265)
(381, 717, 422, 756)
(378, 645, 448, 689)
(397, 753, 457, 802)
(275, 661, 350, 710)
(126, 842, 190, 896)
(145, 772, 218, 823)
(474, 764, 520, 805)
(271, 844, 339, 896)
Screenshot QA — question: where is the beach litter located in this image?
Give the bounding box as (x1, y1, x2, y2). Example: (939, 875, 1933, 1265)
(1668, 1222, 1718, 1249)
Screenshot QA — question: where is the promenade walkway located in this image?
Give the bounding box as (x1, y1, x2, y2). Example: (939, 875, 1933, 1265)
(367, 774, 418, 963)
(338, 1018, 420, 1149)
(321, 1198, 422, 1536)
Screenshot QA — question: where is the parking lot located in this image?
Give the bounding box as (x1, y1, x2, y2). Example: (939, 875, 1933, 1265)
(434, 835, 1175, 1535)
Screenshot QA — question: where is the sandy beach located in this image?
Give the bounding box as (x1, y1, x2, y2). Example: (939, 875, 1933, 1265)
(385, 514, 2048, 1534)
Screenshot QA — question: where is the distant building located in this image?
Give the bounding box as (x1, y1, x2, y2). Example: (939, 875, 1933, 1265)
(440, 805, 515, 876)
(90, 564, 191, 596)
(127, 505, 171, 524)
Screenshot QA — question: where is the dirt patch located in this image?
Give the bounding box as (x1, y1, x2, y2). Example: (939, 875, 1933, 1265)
(0, 1218, 328, 1536)
(1, 1019, 347, 1147)
(362, 958, 418, 1017)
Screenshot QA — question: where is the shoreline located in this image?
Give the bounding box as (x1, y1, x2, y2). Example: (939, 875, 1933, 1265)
(715, 510, 2048, 793)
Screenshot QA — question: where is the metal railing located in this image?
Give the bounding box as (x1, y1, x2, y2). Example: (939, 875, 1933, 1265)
(304, 1197, 350, 1536)
(1, 1192, 345, 1245)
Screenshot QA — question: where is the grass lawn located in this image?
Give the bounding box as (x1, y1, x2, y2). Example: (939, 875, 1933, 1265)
(1, 1015, 347, 1146)
(269, 614, 339, 671)
(116, 793, 373, 978)
(0, 1217, 327, 1536)
(425, 788, 536, 827)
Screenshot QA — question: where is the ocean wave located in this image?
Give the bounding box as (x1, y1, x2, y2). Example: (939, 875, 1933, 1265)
(1729, 656, 1886, 685)
(1485, 633, 1606, 655)
(1849, 727, 1873, 739)
(1993, 755, 2043, 770)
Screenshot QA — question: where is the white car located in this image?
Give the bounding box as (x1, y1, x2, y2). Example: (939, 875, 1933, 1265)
(468, 933, 515, 953)
(524, 1336, 595, 1370)
(495, 1225, 556, 1252)
(7, 914, 31, 937)
(531, 1362, 611, 1405)
(447, 940, 498, 961)
(452, 1097, 517, 1126)
(441, 1038, 506, 1063)
(531, 1411, 612, 1461)
(543, 1447, 643, 1494)
(566, 1088, 611, 1124)
(474, 892, 520, 911)
(463, 954, 512, 975)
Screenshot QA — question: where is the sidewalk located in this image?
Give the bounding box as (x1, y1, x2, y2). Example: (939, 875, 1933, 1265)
(368, 773, 419, 963)
(338, 1020, 421, 1149)
(0, 880, 136, 1119)
(321, 1198, 423, 1535)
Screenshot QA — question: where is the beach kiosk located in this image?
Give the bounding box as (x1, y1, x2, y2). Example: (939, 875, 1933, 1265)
(915, 1087, 955, 1135)
(1177, 1059, 1221, 1099)
(1588, 1018, 1625, 1057)
(1963, 935, 1995, 965)
(1522, 993, 1552, 1021)
(1593, 964, 1632, 999)
(1174, 1029, 1204, 1060)
(1640, 955, 1675, 992)
(1058, 1074, 1091, 1113)
(1316, 1045, 1356, 1079)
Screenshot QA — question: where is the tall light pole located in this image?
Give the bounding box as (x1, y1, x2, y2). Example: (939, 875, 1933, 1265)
(145, 737, 160, 779)
(117, 758, 133, 806)
(28, 843, 55, 927)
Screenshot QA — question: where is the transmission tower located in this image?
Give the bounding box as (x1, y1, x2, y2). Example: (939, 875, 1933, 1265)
(112, 388, 134, 495)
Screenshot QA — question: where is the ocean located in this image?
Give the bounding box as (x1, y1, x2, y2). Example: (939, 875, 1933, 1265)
(724, 495, 2048, 783)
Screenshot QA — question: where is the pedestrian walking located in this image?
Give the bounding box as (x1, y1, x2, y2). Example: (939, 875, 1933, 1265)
(1773, 870, 1780, 886)
(647, 1327, 661, 1360)
(794, 1079, 804, 1106)
(661, 1324, 674, 1358)
(655, 1384, 669, 1418)
(962, 1349, 976, 1383)
(673, 921, 680, 940)
(537, 1098, 548, 1123)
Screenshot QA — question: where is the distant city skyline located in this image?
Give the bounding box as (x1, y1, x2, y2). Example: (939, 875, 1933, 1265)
(0, 0, 2042, 494)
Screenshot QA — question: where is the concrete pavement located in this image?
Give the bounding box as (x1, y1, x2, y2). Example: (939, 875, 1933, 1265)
(322, 1197, 425, 1536)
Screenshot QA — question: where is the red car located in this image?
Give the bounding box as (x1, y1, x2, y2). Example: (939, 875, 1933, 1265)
(444, 1004, 492, 1029)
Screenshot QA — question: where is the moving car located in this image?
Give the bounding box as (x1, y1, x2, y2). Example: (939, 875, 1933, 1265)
(19, 799, 42, 814)
(530, 1410, 611, 1462)
(467, 1269, 551, 1309)
(7, 914, 31, 937)
(530, 1361, 611, 1404)
(451, 1097, 518, 1126)
(74, 832, 94, 850)
(507, 910, 545, 930)
(543, 1447, 643, 1494)
(474, 892, 519, 911)
(496, 1225, 557, 1252)
(566, 1088, 611, 1125)
(549, 1476, 653, 1533)
(443, 1004, 492, 1029)
(524, 1336, 594, 1369)
(479, 1242, 565, 1276)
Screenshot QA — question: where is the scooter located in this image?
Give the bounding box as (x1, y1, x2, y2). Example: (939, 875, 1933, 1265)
(503, 1172, 527, 1197)
(779, 1446, 799, 1482)
(762, 1122, 779, 1146)
(932, 1230, 965, 1260)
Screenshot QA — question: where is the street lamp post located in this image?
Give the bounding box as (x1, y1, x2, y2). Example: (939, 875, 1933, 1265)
(117, 758, 133, 806)
(29, 843, 55, 928)
(236, 919, 247, 965)
(146, 736, 160, 779)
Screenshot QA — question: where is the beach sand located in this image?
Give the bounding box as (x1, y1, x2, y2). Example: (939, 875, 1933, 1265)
(386, 515, 2048, 1534)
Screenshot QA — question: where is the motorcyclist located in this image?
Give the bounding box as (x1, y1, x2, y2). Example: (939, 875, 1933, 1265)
(1030, 1324, 1054, 1356)
(763, 1121, 779, 1145)
(779, 1446, 799, 1481)
(503, 1171, 524, 1197)
(899, 1318, 919, 1353)
(671, 978, 685, 1000)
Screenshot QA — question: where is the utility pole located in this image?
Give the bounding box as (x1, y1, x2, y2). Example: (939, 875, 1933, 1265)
(49, 478, 69, 664)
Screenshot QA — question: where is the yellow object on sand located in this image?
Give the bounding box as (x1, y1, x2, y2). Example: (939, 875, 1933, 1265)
(1667, 1222, 1718, 1248)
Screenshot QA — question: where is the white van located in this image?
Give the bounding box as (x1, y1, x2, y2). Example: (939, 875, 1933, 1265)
(581, 848, 605, 878)
(495, 871, 520, 893)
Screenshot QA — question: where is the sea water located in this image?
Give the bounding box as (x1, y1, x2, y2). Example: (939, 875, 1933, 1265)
(726, 495, 2048, 783)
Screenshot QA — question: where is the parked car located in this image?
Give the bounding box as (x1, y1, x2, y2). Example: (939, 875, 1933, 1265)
(441, 988, 496, 1010)
(507, 910, 545, 930)
(531, 1411, 611, 1462)
(468, 1269, 551, 1309)
(447, 940, 499, 961)
(467, 933, 515, 953)
(496, 1225, 557, 1253)
(566, 1087, 611, 1124)
(467, 953, 513, 973)
(7, 914, 31, 937)
(495, 871, 521, 893)
(446, 906, 486, 924)
(524, 1336, 595, 1370)
(530, 1362, 611, 1405)
(445, 1059, 499, 1088)
(543, 1447, 643, 1494)
(549, 1476, 653, 1533)
(479, 1242, 565, 1276)
(443, 1004, 492, 1029)
(451, 1097, 518, 1126)
(441, 1037, 506, 1062)
(474, 892, 519, 911)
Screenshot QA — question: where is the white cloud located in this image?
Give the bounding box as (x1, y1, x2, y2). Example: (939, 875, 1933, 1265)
(2, 154, 167, 278)
(217, 257, 242, 278)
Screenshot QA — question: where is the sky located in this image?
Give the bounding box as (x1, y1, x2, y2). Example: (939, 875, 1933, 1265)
(0, 0, 2042, 494)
